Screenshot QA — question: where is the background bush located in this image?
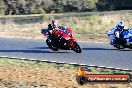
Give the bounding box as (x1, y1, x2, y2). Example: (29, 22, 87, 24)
(1, 0, 132, 15)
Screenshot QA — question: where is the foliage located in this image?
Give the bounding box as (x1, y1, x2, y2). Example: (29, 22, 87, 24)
(96, 0, 132, 11)
(1, 0, 132, 15)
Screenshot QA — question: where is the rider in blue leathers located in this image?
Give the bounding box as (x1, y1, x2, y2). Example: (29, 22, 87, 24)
(111, 21, 126, 47)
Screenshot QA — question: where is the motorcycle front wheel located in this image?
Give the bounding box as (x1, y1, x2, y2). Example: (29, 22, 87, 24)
(114, 43, 124, 50)
(72, 42, 82, 53)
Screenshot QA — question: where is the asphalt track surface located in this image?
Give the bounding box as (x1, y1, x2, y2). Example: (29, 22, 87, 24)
(0, 37, 132, 70)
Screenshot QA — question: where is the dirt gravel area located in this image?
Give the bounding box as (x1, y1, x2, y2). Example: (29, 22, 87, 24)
(0, 31, 108, 43)
(0, 58, 131, 88)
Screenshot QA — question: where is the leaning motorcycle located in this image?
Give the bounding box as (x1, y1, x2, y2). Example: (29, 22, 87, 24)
(107, 29, 132, 49)
(41, 25, 82, 53)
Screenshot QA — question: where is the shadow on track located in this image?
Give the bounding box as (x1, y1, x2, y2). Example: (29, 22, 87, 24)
(31, 47, 49, 49)
(0, 50, 69, 53)
(82, 48, 132, 51)
(82, 48, 117, 51)
(118, 49, 132, 51)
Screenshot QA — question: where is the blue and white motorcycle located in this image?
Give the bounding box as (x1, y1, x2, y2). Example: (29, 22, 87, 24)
(107, 29, 132, 49)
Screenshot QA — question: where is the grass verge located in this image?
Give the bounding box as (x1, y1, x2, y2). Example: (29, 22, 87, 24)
(0, 57, 131, 88)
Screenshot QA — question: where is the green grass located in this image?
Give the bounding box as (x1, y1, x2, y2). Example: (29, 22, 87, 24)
(0, 57, 131, 75)
(0, 58, 76, 70)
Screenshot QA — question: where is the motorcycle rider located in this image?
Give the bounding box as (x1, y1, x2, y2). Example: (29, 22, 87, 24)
(47, 20, 59, 36)
(47, 20, 70, 46)
(47, 20, 71, 37)
(111, 21, 126, 47)
(48, 20, 70, 34)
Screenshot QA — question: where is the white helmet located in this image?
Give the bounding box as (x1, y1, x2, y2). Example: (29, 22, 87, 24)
(116, 21, 125, 30)
(54, 20, 59, 28)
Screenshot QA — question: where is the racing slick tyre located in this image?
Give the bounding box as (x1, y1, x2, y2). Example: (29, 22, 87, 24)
(130, 44, 132, 49)
(76, 76, 87, 85)
(116, 38, 125, 50)
(46, 39, 58, 51)
(115, 44, 124, 50)
(73, 42, 82, 53)
(117, 46, 124, 50)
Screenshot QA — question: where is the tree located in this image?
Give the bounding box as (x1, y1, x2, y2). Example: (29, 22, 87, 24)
(86, 0, 98, 10)
(96, 0, 132, 11)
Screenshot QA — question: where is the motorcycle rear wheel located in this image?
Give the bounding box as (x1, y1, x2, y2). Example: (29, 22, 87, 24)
(46, 39, 58, 51)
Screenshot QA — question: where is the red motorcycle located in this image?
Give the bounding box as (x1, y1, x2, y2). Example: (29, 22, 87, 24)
(41, 22, 82, 53)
